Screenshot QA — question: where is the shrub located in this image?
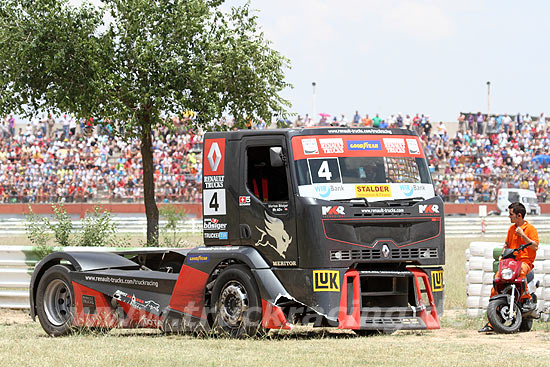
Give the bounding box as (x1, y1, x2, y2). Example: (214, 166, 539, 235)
(159, 206, 187, 247)
(24, 206, 52, 259)
(48, 204, 73, 247)
(77, 206, 117, 247)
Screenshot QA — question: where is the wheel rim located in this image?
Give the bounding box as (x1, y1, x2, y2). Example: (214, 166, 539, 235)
(496, 302, 519, 328)
(218, 281, 249, 328)
(43, 279, 72, 326)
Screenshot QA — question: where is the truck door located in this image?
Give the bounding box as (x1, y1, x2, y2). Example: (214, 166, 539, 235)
(238, 136, 298, 267)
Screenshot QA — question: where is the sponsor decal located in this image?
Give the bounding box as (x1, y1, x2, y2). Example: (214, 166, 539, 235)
(255, 212, 292, 258)
(322, 206, 345, 215)
(83, 275, 159, 288)
(313, 270, 340, 292)
(267, 202, 289, 213)
(273, 260, 297, 266)
(204, 139, 225, 175)
(319, 138, 344, 154)
(188, 254, 210, 263)
(431, 270, 444, 292)
(239, 196, 251, 206)
(313, 184, 345, 198)
(383, 138, 406, 154)
(327, 128, 393, 134)
(82, 295, 96, 314)
(347, 140, 382, 151)
(400, 184, 414, 197)
(113, 290, 160, 313)
(419, 204, 440, 214)
(355, 184, 392, 198)
(361, 207, 405, 214)
(204, 175, 224, 189)
(204, 232, 228, 240)
(302, 138, 319, 155)
(406, 138, 420, 155)
(203, 218, 228, 231)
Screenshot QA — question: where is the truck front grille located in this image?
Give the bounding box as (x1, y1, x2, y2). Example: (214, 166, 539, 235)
(330, 248, 438, 261)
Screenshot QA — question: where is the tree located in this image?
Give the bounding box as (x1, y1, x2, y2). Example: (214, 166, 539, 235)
(0, 0, 291, 245)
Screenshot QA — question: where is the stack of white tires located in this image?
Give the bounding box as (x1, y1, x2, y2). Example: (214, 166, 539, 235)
(465, 242, 550, 319)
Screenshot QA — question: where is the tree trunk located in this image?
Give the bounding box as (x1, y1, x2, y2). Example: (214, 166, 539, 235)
(141, 124, 159, 245)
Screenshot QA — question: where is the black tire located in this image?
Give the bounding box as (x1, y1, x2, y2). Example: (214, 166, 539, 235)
(519, 318, 533, 332)
(211, 265, 264, 337)
(487, 298, 522, 334)
(36, 265, 75, 336)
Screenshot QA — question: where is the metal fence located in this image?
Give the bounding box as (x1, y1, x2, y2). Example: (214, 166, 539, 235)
(2, 216, 550, 309)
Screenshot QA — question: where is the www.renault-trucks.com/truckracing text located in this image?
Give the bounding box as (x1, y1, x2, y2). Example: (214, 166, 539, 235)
(30, 127, 445, 337)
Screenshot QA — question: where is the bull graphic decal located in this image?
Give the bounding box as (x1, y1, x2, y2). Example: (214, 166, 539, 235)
(254, 212, 292, 258)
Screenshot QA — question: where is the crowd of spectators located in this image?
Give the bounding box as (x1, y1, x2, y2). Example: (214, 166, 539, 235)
(2, 110, 549, 205)
(425, 112, 549, 203)
(0, 114, 203, 203)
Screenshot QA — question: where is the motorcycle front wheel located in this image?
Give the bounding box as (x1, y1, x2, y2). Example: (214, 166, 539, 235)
(487, 298, 522, 334)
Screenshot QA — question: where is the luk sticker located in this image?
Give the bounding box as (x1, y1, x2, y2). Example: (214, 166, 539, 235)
(204, 139, 225, 176)
(203, 189, 226, 215)
(203, 218, 228, 231)
(406, 138, 420, 155)
(302, 138, 319, 155)
(355, 184, 392, 198)
(383, 138, 406, 154)
(255, 212, 292, 258)
(431, 270, 444, 292)
(313, 270, 340, 292)
(319, 138, 344, 154)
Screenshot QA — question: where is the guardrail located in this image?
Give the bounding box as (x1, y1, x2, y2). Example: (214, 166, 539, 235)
(0, 218, 203, 235)
(0, 245, 175, 309)
(1, 216, 550, 309)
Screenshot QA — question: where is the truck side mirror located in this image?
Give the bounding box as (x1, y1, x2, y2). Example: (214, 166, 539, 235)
(270, 147, 285, 167)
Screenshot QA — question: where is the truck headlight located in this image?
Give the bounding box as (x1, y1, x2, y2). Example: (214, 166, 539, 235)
(501, 268, 514, 280)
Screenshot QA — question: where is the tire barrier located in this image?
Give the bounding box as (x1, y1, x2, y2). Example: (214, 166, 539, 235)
(0, 246, 170, 309)
(465, 242, 550, 319)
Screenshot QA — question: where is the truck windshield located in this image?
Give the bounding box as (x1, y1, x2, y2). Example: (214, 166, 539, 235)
(291, 134, 434, 201)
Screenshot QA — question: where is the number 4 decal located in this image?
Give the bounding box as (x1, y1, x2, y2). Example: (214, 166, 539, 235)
(318, 160, 333, 180)
(203, 189, 226, 215)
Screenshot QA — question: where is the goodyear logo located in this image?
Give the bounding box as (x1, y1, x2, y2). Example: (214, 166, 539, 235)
(347, 140, 381, 151)
(355, 184, 392, 198)
(431, 270, 443, 292)
(313, 270, 340, 292)
(188, 255, 210, 263)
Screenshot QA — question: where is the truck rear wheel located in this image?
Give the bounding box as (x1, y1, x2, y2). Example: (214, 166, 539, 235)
(211, 265, 263, 337)
(36, 265, 75, 336)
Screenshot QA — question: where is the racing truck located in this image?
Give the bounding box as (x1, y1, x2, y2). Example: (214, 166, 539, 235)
(30, 127, 445, 337)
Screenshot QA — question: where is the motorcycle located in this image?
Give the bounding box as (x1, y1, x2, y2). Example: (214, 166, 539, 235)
(486, 243, 540, 333)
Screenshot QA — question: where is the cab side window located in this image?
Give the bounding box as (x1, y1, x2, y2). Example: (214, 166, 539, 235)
(247, 146, 289, 202)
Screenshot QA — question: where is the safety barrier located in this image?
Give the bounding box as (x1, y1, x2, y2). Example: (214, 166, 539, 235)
(465, 242, 550, 318)
(0, 218, 202, 235)
(0, 245, 173, 309)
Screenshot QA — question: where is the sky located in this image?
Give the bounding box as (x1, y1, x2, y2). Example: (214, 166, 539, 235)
(68, 1, 550, 122)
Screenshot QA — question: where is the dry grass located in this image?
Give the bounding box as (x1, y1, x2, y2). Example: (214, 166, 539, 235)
(1, 312, 550, 367)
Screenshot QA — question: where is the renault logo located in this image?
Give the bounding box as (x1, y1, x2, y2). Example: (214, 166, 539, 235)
(382, 244, 390, 258)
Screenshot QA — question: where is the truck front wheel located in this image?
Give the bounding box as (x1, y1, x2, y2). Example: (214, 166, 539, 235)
(36, 265, 75, 336)
(211, 265, 263, 337)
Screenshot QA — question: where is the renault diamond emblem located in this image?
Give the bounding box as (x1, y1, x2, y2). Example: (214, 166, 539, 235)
(382, 244, 390, 258)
